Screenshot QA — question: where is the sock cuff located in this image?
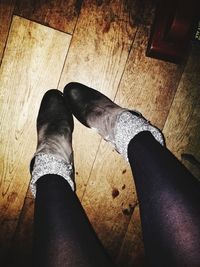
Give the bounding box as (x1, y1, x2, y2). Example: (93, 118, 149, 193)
(30, 153, 75, 198)
(114, 111, 165, 161)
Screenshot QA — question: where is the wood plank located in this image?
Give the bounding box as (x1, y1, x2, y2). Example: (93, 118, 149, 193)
(117, 205, 145, 267)
(0, 15, 71, 261)
(58, 0, 138, 198)
(115, 26, 184, 129)
(0, 0, 15, 64)
(14, 0, 82, 34)
(163, 43, 200, 179)
(6, 195, 34, 267)
(81, 23, 184, 260)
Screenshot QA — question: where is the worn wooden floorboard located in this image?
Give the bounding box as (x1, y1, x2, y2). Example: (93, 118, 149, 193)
(0, 15, 71, 261)
(14, 0, 82, 34)
(81, 22, 184, 260)
(117, 205, 145, 267)
(7, 196, 34, 267)
(0, 0, 15, 64)
(115, 26, 184, 129)
(163, 44, 200, 179)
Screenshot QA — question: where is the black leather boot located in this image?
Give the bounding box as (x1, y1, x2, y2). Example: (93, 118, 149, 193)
(30, 90, 75, 197)
(34, 89, 74, 163)
(63, 82, 125, 142)
(63, 82, 164, 161)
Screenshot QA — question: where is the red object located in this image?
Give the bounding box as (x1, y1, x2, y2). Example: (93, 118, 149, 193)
(146, 0, 199, 63)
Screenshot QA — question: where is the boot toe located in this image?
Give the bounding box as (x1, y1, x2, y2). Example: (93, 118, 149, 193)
(64, 82, 96, 127)
(64, 82, 100, 102)
(37, 89, 74, 132)
(63, 82, 113, 127)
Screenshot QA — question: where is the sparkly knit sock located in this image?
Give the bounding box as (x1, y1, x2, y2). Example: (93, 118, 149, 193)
(113, 111, 165, 161)
(30, 153, 75, 198)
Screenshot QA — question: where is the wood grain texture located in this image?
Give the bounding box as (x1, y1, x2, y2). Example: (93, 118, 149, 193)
(14, 0, 82, 34)
(115, 25, 184, 129)
(117, 205, 145, 267)
(0, 15, 71, 261)
(81, 140, 137, 258)
(0, 0, 15, 64)
(81, 23, 184, 260)
(7, 196, 34, 267)
(58, 0, 137, 199)
(163, 44, 200, 179)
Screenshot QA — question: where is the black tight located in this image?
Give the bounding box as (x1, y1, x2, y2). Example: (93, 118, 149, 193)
(128, 132, 200, 266)
(33, 175, 115, 267)
(33, 132, 200, 266)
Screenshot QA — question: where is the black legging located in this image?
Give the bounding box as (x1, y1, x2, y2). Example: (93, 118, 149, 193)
(33, 132, 200, 267)
(128, 132, 200, 266)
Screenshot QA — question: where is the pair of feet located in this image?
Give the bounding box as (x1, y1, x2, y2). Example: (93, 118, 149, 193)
(33, 83, 128, 165)
(30, 82, 164, 195)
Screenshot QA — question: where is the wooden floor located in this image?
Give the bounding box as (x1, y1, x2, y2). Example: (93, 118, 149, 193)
(0, 1, 200, 266)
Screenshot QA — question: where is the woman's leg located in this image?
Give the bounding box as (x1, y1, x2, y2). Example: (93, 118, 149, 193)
(128, 131, 200, 266)
(64, 82, 200, 267)
(33, 174, 114, 267)
(31, 89, 115, 267)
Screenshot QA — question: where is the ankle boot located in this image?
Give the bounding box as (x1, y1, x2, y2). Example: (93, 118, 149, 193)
(30, 89, 75, 197)
(63, 82, 164, 161)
